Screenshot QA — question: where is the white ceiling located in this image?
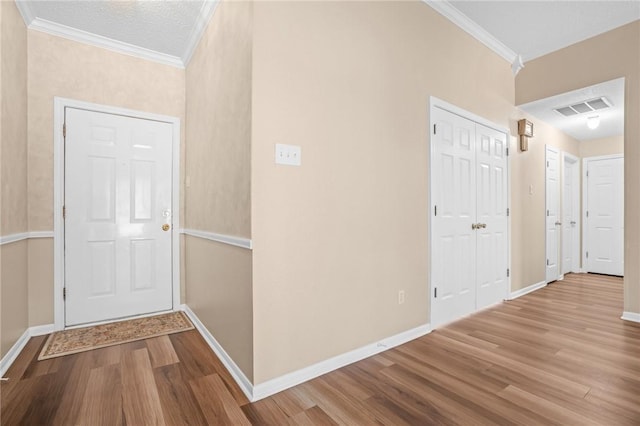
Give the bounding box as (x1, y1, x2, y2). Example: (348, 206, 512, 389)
(448, 1, 640, 62)
(518, 78, 625, 142)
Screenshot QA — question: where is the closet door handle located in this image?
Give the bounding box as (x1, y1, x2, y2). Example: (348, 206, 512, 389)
(472, 223, 478, 230)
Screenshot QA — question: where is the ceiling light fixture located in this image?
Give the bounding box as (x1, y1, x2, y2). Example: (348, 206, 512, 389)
(587, 116, 600, 130)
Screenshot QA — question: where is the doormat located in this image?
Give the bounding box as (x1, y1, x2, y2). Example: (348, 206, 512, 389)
(38, 311, 194, 360)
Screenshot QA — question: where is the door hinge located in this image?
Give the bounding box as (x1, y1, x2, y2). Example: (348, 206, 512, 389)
(433, 124, 437, 135)
(434, 205, 437, 216)
(507, 268, 510, 277)
(586, 210, 589, 218)
(506, 147, 509, 156)
(547, 259, 549, 266)
(547, 161, 549, 167)
(63, 205, 66, 219)
(586, 170, 589, 178)
(434, 287, 437, 298)
(63, 122, 66, 138)
(63, 287, 66, 300)
(586, 251, 589, 259)
(547, 209, 549, 216)
(506, 207, 510, 217)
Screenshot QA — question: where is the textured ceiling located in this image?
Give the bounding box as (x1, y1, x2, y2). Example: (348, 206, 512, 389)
(449, 0, 640, 62)
(518, 78, 625, 142)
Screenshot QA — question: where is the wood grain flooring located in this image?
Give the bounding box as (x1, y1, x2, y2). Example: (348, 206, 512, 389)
(2, 273, 639, 425)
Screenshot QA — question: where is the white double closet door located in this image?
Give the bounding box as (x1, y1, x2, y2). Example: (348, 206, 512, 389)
(431, 107, 509, 328)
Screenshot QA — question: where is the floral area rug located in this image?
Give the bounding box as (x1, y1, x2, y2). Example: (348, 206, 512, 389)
(38, 311, 194, 360)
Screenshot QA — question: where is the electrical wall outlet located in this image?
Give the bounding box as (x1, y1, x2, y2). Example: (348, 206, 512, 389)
(398, 290, 405, 305)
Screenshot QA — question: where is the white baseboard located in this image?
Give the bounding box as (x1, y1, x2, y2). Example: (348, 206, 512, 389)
(508, 281, 546, 300)
(0, 323, 55, 377)
(179, 305, 254, 401)
(621, 311, 640, 323)
(251, 323, 432, 402)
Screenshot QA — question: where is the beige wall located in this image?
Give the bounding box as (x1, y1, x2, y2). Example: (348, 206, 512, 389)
(0, 1, 28, 358)
(510, 111, 580, 290)
(516, 21, 640, 314)
(185, 237, 253, 380)
(26, 30, 186, 326)
(580, 134, 624, 158)
(251, 1, 514, 384)
(184, 0, 253, 379)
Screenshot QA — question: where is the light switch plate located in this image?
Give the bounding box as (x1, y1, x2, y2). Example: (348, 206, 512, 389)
(275, 144, 301, 166)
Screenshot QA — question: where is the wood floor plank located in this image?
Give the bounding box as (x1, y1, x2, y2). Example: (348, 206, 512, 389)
(286, 405, 339, 425)
(121, 348, 166, 426)
(190, 373, 251, 425)
(146, 335, 179, 368)
(153, 363, 208, 426)
(77, 364, 123, 426)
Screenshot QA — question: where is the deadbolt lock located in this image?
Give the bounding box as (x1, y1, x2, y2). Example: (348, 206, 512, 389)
(162, 224, 170, 231)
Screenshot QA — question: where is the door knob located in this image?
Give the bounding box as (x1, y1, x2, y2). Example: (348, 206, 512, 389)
(472, 223, 478, 230)
(162, 224, 170, 231)
(555, 221, 562, 226)
(570, 221, 576, 225)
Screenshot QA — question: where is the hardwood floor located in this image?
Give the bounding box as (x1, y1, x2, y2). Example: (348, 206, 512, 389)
(2, 273, 639, 425)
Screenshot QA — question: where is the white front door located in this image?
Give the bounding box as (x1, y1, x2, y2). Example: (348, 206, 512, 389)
(562, 154, 579, 274)
(431, 106, 508, 327)
(475, 124, 508, 310)
(431, 108, 477, 327)
(585, 156, 624, 276)
(546, 146, 560, 283)
(64, 108, 174, 326)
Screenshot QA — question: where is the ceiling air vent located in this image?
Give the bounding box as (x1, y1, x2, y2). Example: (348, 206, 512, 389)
(554, 97, 611, 117)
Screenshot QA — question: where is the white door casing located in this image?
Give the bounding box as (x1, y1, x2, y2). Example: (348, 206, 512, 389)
(64, 107, 175, 326)
(584, 156, 624, 276)
(545, 146, 560, 283)
(562, 153, 580, 274)
(430, 102, 509, 328)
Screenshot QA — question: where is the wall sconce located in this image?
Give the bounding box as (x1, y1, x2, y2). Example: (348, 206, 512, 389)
(518, 119, 534, 151)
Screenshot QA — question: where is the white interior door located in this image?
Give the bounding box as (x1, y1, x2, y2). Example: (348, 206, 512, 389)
(585, 156, 624, 276)
(65, 107, 174, 326)
(431, 106, 508, 327)
(562, 153, 580, 274)
(546, 146, 560, 283)
(475, 124, 508, 310)
(431, 108, 477, 327)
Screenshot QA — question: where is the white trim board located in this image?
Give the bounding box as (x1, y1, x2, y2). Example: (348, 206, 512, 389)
(182, 303, 431, 402)
(180, 305, 254, 400)
(508, 281, 547, 300)
(621, 311, 640, 323)
(181, 229, 252, 250)
(0, 324, 54, 378)
(252, 323, 432, 401)
(53, 97, 182, 331)
(0, 231, 54, 245)
(423, 0, 517, 65)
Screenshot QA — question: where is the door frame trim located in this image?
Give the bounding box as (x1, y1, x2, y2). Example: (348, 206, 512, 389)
(561, 151, 580, 274)
(53, 97, 181, 331)
(545, 145, 561, 283)
(428, 96, 511, 328)
(581, 154, 624, 273)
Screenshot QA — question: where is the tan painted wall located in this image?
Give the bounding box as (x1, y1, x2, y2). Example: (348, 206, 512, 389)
(516, 21, 640, 314)
(26, 30, 186, 325)
(580, 134, 624, 158)
(1, 1, 27, 236)
(509, 111, 580, 290)
(185, 1, 252, 237)
(0, 1, 28, 358)
(251, 1, 514, 384)
(185, 237, 253, 380)
(28, 238, 54, 327)
(184, 0, 253, 380)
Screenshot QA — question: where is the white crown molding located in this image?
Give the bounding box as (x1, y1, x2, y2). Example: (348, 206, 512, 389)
(181, 228, 252, 250)
(423, 0, 518, 65)
(15, 0, 35, 26)
(27, 18, 184, 69)
(181, 0, 221, 66)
